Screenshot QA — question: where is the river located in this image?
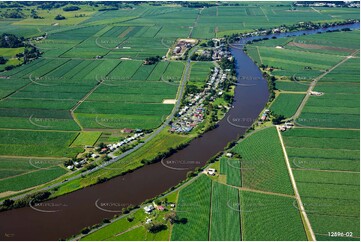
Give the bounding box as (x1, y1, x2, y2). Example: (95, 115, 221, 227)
(0, 22, 358, 241)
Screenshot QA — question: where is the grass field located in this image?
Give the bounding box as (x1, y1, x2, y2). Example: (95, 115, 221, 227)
(232, 127, 294, 195)
(81, 191, 178, 241)
(52, 128, 193, 197)
(270, 93, 305, 118)
(71, 132, 101, 147)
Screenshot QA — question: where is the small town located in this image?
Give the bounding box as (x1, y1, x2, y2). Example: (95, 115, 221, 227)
(170, 66, 227, 133)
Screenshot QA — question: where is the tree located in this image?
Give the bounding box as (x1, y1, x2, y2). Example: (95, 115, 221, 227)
(81, 227, 90, 234)
(63, 159, 73, 167)
(207, 40, 214, 47)
(144, 222, 167, 233)
(186, 171, 196, 178)
(272, 114, 285, 125)
(164, 212, 178, 224)
(54, 14, 66, 20)
(63, 6, 80, 11)
(4, 65, 14, 71)
(3, 199, 14, 207)
(0, 56, 7, 64)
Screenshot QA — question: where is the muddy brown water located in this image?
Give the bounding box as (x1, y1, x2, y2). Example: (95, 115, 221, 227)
(2, 23, 358, 240)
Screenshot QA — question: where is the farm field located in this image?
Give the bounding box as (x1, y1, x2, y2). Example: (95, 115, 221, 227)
(171, 175, 212, 241)
(0, 129, 82, 157)
(188, 61, 214, 88)
(232, 127, 294, 195)
(210, 182, 241, 241)
(240, 190, 307, 241)
(297, 57, 360, 128)
(286, 30, 360, 56)
(220, 157, 242, 187)
(0, 157, 66, 193)
(0, 2, 359, 241)
(282, 128, 360, 239)
(74, 61, 184, 130)
(247, 30, 360, 81)
(270, 93, 305, 118)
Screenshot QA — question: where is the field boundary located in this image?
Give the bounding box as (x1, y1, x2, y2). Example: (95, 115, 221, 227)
(293, 49, 360, 121)
(276, 126, 316, 241)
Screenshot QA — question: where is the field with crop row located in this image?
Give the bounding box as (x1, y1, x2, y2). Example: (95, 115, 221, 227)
(210, 182, 241, 241)
(220, 158, 242, 187)
(171, 175, 212, 241)
(189, 62, 214, 87)
(232, 127, 294, 195)
(283, 126, 360, 239)
(0, 130, 82, 157)
(270, 93, 305, 118)
(275, 80, 310, 92)
(240, 190, 307, 240)
(0, 164, 67, 193)
(298, 56, 360, 129)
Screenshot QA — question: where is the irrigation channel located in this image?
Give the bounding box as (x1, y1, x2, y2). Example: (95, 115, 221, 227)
(0, 22, 359, 240)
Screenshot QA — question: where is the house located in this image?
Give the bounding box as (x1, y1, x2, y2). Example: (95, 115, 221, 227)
(226, 153, 233, 158)
(91, 154, 99, 159)
(261, 113, 267, 121)
(285, 122, 294, 128)
(157, 205, 165, 211)
(123, 128, 133, 133)
(310, 91, 323, 96)
(173, 46, 181, 54)
(145, 218, 152, 224)
(67, 165, 74, 170)
(144, 205, 154, 214)
(207, 168, 216, 176)
(279, 126, 286, 132)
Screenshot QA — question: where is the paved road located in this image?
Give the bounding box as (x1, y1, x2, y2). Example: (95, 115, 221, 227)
(1, 47, 198, 204)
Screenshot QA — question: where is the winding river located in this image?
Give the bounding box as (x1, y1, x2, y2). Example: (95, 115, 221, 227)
(0, 22, 358, 241)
